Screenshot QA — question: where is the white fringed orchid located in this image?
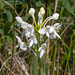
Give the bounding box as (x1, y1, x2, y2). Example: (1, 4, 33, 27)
(15, 7, 61, 58)
(15, 36, 27, 51)
(29, 34, 37, 47)
(38, 43, 47, 58)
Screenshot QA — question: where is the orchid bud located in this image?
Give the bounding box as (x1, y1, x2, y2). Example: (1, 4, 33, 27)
(52, 13, 59, 20)
(40, 7, 45, 15)
(15, 16, 23, 23)
(29, 8, 35, 17)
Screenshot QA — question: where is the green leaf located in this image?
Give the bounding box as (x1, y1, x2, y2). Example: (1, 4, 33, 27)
(62, 0, 75, 15)
(0, 0, 4, 9)
(0, 29, 4, 35)
(62, 23, 75, 26)
(3, 10, 12, 22)
(6, 36, 13, 44)
(35, 1, 45, 7)
(4, 0, 28, 5)
(61, 17, 68, 20)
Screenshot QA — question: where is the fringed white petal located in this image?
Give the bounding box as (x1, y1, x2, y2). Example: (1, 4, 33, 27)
(33, 38, 37, 44)
(40, 50, 45, 58)
(20, 42, 27, 51)
(38, 28, 46, 34)
(15, 16, 23, 23)
(46, 32, 50, 38)
(29, 40, 34, 47)
(54, 30, 61, 39)
(16, 36, 22, 43)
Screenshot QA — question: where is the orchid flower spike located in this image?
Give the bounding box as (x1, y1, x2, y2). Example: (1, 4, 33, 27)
(40, 7, 45, 15)
(29, 8, 35, 18)
(15, 36, 27, 51)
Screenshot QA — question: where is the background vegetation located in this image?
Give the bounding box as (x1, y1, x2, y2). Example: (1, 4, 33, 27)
(0, 0, 75, 75)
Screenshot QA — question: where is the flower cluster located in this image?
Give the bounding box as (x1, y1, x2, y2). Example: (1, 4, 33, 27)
(15, 7, 61, 58)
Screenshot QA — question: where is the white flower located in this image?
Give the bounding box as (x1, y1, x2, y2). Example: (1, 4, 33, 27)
(16, 16, 22, 24)
(38, 43, 47, 58)
(29, 34, 37, 47)
(38, 25, 51, 38)
(40, 7, 45, 15)
(52, 13, 59, 20)
(29, 8, 35, 17)
(25, 24, 34, 38)
(15, 16, 28, 29)
(21, 21, 28, 29)
(15, 36, 27, 51)
(39, 24, 61, 39)
(53, 23, 61, 30)
(16, 36, 22, 43)
(49, 25, 61, 39)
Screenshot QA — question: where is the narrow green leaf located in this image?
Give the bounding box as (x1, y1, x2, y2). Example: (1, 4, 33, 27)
(62, 0, 75, 15)
(62, 23, 75, 26)
(4, 0, 28, 5)
(6, 36, 13, 44)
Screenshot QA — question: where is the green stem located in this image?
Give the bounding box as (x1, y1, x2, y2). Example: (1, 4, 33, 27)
(33, 54, 38, 75)
(33, 44, 38, 75)
(43, 54, 47, 75)
(39, 58, 43, 75)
